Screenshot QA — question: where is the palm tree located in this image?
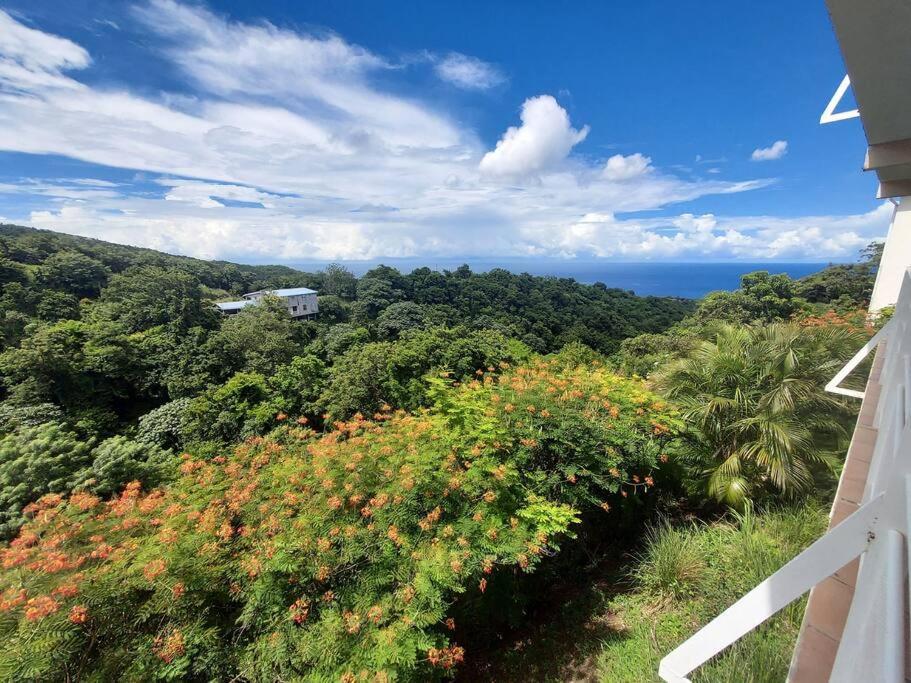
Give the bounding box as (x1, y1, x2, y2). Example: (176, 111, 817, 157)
(653, 323, 863, 508)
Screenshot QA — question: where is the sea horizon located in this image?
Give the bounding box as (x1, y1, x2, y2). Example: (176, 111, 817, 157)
(284, 259, 835, 299)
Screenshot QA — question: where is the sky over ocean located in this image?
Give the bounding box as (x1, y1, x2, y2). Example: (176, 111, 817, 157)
(0, 1, 891, 264)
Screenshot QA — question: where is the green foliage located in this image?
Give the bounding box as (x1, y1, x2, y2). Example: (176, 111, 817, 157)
(78, 436, 174, 497)
(692, 271, 807, 325)
(0, 423, 93, 537)
(376, 301, 430, 338)
(593, 505, 827, 683)
(268, 354, 327, 419)
(182, 372, 279, 445)
(36, 251, 110, 298)
(207, 295, 308, 377)
(0, 258, 27, 286)
(611, 330, 698, 377)
(0, 361, 680, 680)
(94, 266, 214, 333)
(137, 398, 193, 451)
(319, 263, 357, 298)
(654, 323, 862, 507)
(0, 402, 64, 434)
(321, 326, 531, 419)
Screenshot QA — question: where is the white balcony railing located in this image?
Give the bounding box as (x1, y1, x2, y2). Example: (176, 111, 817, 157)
(658, 268, 911, 683)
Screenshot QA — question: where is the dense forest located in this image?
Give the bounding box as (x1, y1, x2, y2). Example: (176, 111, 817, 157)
(0, 223, 883, 681)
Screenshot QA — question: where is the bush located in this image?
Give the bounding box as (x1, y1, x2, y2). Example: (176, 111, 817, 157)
(79, 436, 174, 497)
(137, 398, 193, 451)
(0, 359, 681, 680)
(0, 402, 64, 434)
(0, 423, 93, 537)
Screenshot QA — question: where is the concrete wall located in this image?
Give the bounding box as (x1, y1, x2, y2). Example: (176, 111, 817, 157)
(870, 202, 908, 312)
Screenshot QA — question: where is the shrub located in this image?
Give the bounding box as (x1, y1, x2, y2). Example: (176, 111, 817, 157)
(79, 436, 174, 497)
(0, 402, 64, 434)
(137, 398, 193, 451)
(0, 359, 681, 680)
(0, 423, 93, 537)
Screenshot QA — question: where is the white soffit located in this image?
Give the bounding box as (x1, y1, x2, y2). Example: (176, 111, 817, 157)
(826, 0, 911, 197)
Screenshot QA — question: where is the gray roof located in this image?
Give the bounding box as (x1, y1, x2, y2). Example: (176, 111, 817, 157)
(244, 287, 317, 298)
(215, 300, 253, 311)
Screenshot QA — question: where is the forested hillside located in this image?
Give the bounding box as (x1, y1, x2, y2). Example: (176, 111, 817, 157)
(0, 224, 884, 681)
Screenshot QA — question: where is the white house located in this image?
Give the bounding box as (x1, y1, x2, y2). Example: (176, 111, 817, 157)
(216, 287, 319, 319)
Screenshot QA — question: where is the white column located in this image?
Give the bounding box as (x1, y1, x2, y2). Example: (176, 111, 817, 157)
(870, 200, 910, 312)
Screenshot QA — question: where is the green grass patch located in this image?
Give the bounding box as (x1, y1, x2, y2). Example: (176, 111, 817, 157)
(459, 503, 827, 682)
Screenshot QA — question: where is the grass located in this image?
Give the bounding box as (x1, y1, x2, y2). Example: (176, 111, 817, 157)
(457, 503, 828, 683)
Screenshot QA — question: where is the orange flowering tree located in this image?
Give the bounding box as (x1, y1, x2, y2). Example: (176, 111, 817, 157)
(0, 356, 680, 681)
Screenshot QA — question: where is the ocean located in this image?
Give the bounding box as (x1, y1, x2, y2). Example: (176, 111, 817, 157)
(286, 259, 833, 299)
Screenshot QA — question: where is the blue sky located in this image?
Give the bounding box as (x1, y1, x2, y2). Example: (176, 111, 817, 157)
(0, 0, 891, 262)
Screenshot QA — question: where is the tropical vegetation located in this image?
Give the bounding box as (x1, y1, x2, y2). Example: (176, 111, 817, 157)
(0, 222, 884, 680)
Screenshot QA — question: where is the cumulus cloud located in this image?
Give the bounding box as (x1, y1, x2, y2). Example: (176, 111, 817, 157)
(751, 140, 788, 161)
(602, 153, 652, 181)
(479, 96, 589, 178)
(434, 52, 504, 90)
(0, 4, 867, 263)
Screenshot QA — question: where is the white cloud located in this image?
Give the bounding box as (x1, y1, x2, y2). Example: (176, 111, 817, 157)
(751, 140, 788, 161)
(0, 4, 841, 262)
(479, 95, 589, 178)
(434, 52, 504, 90)
(602, 153, 652, 181)
(7, 177, 889, 262)
(0, 9, 90, 91)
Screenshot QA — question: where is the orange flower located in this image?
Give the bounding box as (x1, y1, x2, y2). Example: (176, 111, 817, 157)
(69, 605, 88, 624)
(24, 595, 59, 621)
(343, 611, 361, 634)
(143, 559, 167, 582)
(153, 629, 185, 663)
(289, 597, 310, 624)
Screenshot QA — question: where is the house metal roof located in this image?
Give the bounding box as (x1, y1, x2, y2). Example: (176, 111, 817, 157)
(243, 287, 317, 298)
(215, 300, 253, 311)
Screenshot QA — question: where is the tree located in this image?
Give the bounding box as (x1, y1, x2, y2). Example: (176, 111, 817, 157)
(376, 301, 430, 338)
(0, 402, 64, 434)
(36, 251, 110, 297)
(0, 359, 680, 680)
(321, 327, 530, 419)
(0, 257, 27, 286)
(0, 423, 93, 537)
(207, 295, 307, 378)
(269, 354, 327, 419)
(654, 323, 862, 507)
(182, 372, 279, 445)
(35, 290, 79, 322)
(692, 271, 806, 324)
(319, 263, 357, 298)
(137, 398, 193, 451)
(95, 266, 214, 333)
(78, 436, 174, 497)
(353, 276, 401, 320)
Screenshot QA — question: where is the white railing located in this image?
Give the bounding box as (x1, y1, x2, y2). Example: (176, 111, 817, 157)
(658, 268, 911, 683)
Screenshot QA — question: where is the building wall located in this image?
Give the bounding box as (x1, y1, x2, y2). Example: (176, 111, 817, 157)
(284, 293, 318, 317)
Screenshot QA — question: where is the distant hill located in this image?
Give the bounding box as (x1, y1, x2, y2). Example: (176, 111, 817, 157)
(0, 223, 307, 293)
